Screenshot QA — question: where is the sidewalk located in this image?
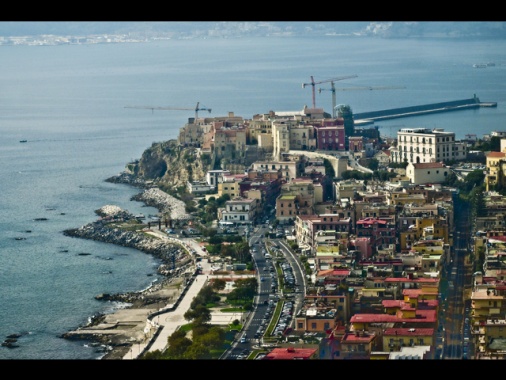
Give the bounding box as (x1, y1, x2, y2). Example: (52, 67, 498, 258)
(123, 236, 211, 359)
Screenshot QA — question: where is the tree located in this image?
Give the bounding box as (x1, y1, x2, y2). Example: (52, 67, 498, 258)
(194, 326, 225, 350)
(211, 278, 226, 291)
(233, 241, 250, 262)
(470, 185, 487, 218)
(323, 158, 336, 178)
(226, 278, 257, 303)
(164, 334, 192, 359)
(461, 169, 486, 194)
(182, 342, 210, 360)
(366, 158, 379, 171)
(184, 303, 212, 324)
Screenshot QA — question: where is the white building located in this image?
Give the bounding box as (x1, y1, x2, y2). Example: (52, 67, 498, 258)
(219, 198, 259, 225)
(406, 162, 450, 185)
(390, 128, 466, 164)
(206, 169, 231, 187)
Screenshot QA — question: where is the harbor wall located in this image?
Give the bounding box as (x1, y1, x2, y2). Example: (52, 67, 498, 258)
(353, 95, 496, 124)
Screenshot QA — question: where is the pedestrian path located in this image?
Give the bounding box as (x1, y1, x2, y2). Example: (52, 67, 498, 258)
(123, 236, 211, 359)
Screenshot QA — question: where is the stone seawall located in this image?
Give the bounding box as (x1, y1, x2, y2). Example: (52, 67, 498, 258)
(353, 95, 496, 124)
(63, 213, 191, 277)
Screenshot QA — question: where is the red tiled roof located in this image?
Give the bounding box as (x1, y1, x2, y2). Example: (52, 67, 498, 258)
(384, 277, 439, 284)
(342, 332, 375, 343)
(487, 151, 506, 158)
(263, 347, 317, 360)
(403, 289, 423, 297)
(350, 309, 437, 324)
(412, 162, 445, 169)
(356, 217, 388, 225)
(317, 269, 351, 277)
(383, 300, 404, 308)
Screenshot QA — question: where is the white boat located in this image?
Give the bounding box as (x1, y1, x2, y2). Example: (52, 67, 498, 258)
(473, 63, 487, 68)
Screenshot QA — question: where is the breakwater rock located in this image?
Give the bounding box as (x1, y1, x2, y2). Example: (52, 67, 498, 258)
(105, 171, 148, 188)
(131, 187, 192, 221)
(106, 172, 192, 222)
(63, 210, 192, 276)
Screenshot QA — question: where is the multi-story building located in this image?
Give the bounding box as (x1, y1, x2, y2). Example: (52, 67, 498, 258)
(206, 169, 231, 188)
(485, 151, 506, 191)
(218, 197, 259, 225)
(276, 178, 317, 223)
(355, 217, 396, 254)
(251, 159, 300, 182)
(405, 162, 450, 185)
(389, 127, 466, 164)
(314, 119, 346, 151)
(217, 173, 246, 199)
(295, 214, 353, 255)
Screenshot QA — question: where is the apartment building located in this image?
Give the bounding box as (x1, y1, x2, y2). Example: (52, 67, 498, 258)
(389, 127, 466, 164)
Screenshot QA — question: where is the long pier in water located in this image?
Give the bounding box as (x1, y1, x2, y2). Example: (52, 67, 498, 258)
(353, 94, 497, 126)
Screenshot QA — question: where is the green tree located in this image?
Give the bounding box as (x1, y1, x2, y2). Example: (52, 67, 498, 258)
(470, 185, 487, 218)
(195, 326, 225, 350)
(165, 334, 192, 359)
(366, 158, 379, 171)
(211, 278, 226, 291)
(461, 169, 486, 194)
(234, 241, 250, 262)
(184, 304, 212, 324)
(226, 278, 257, 303)
(323, 158, 335, 178)
(182, 342, 210, 360)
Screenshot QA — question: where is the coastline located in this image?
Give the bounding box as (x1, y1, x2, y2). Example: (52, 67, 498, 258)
(61, 173, 195, 360)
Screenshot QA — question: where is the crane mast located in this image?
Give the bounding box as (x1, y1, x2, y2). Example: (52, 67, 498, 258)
(124, 102, 212, 120)
(302, 75, 358, 109)
(319, 83, 406, 118)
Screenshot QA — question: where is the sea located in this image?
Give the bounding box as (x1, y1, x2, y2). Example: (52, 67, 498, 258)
(1, 35, 506, 360)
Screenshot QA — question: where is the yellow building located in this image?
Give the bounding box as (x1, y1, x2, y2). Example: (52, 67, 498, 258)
(486, 151, 506, 191)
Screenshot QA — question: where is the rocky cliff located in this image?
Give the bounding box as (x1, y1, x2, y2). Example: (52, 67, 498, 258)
(129, 139, 212, 190)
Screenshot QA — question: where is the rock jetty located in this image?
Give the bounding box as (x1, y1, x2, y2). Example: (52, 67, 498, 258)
(63, 206, 191, 276)
(106, 172, 192, 221)
(131, 188, 192, 221)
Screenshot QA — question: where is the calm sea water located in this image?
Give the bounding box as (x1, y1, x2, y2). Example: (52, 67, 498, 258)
(1, 36, 506, 360)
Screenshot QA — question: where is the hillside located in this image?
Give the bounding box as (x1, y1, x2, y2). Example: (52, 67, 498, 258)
(127, 139, 212, 190)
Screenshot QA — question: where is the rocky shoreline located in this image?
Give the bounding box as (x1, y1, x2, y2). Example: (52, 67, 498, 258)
(61, 173, 197, 359)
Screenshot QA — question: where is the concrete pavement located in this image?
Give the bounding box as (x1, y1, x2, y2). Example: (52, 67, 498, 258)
(123, 235, 212, 359)
(121, 232, 255, 360)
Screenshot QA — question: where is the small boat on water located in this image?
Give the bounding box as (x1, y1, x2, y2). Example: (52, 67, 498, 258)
(473, 63, 487, 68)
(19, 140, 27, 143)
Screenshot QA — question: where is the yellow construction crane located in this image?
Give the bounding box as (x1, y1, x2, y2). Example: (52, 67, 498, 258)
(319, 82, 406, 118)
(302, 75, 358, 109)
(124, 102, 212, 120)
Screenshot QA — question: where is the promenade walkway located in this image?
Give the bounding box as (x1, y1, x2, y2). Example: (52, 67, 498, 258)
(121, 233, 253, 360)
(122, 235, 211, 359)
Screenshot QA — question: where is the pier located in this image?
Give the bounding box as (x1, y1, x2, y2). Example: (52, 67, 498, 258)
(354, 94, 497, 126)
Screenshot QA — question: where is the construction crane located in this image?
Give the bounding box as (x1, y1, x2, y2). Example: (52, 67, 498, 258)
(124, 102, 212, 120)
(319, 83, 406, 118)
(302, 75, 358, 109)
